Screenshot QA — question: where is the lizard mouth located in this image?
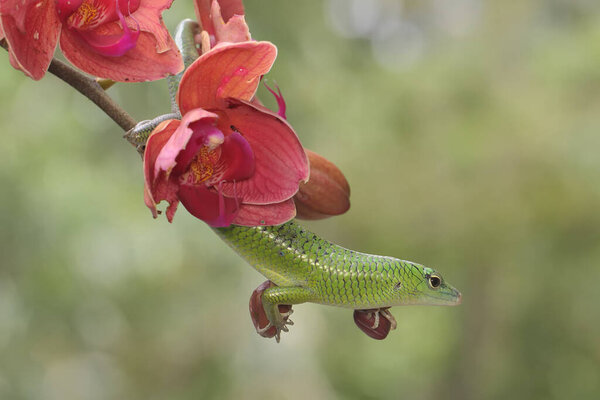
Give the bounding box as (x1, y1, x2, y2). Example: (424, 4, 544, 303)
(423, 286, 462, 306)
(453, 291, 463, 305)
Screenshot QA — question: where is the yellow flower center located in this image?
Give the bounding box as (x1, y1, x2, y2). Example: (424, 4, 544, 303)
(189, 146, 221, 184)
(67, 0, 106, 30)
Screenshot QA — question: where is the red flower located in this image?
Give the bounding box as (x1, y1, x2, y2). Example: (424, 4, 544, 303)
(143, 40, 309, 227)
(0, 0, 183, 81)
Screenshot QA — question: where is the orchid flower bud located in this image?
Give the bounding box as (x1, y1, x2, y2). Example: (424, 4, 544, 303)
(294, 149, 350, 220)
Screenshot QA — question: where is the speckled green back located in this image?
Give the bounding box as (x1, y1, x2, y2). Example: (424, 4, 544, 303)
(215, 221, 426, 309)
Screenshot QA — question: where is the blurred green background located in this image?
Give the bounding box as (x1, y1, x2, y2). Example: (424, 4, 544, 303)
(1, 0, 600, 399)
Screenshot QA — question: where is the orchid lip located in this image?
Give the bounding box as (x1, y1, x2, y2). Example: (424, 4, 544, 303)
(80, 2, 140, 57)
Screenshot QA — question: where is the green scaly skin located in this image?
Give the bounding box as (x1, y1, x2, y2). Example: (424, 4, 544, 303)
(216, 222, 462, 340)
(131, 20, 462, 341)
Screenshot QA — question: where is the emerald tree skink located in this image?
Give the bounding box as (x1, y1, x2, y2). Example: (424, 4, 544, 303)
(215, 221, 462, 341)
(130, 20, 462, 342)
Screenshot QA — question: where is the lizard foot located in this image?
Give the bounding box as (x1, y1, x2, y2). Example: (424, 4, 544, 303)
(249, 280, 293, 342)
(353, 307, 396, 340)
(256, 315, 295, 343)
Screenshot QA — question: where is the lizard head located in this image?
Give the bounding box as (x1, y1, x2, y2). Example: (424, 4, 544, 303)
(390, 264, 462, 306)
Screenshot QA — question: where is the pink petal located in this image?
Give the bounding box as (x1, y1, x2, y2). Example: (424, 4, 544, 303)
(131, 0, 177, 53)
(154, 108, 221, 177)
(0, 0, 61, 80)
(59, 22, 182, 81)
(209, 0, 249, 45)
(143, 119, 181, 221)
(177, 41, 277, 113)
(218, 99, 309, 204)
(194, 0, 244, 37)
(232, 199, 297, 226)
(0, 20, 4, 39)
(178, 184, 238, 227)
(214, 131, 254, 182)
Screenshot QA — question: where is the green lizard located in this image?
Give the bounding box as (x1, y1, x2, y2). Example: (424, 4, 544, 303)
(215, 222, 461, 341)
(129, 20, 462, 342)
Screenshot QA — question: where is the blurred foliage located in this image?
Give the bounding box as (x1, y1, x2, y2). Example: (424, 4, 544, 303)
(1, 0, 600, 399)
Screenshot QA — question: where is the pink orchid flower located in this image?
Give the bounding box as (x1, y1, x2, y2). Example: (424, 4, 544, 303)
(143, 40, 309, 227)
(0, 0, 183, 81)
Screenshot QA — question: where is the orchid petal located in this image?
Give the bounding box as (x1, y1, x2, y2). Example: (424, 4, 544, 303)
(178, 184, 238, 227)
(194, 0, 244, 37)
(232, 199, 297, 226)
(209, 0, 249, 45)
(218, 99, 309, 204)
(59, 23, 182, 81)
(130, 0, 177, 53)
(177, 41, 277, 113)
(0, 0, 60, 80)
(214, 131, 254, 182)
(143, 119, 181, 221)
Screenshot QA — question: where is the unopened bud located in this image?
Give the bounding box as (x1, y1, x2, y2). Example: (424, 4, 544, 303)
(294, 149, 350, 220)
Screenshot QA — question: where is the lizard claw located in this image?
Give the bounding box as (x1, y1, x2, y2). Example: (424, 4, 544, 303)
(273, 317, 295, 343)
(380, 308, 397, 330)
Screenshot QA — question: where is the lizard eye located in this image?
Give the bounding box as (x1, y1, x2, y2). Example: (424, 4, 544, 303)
(428, 274, 442, 289)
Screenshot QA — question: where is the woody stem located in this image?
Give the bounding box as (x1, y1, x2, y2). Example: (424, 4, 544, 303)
(0, 39, 137, 132)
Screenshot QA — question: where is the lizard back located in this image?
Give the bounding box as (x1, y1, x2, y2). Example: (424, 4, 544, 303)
(215, 221, 426, 309)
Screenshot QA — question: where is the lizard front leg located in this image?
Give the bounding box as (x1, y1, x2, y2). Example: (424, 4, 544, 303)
(250, 282, 315, 343)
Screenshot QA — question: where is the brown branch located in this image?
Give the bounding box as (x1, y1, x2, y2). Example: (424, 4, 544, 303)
(1, 39, 137, 132)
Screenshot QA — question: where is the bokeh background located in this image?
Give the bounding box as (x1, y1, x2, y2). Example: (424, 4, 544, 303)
(1, 0, 600, 399)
